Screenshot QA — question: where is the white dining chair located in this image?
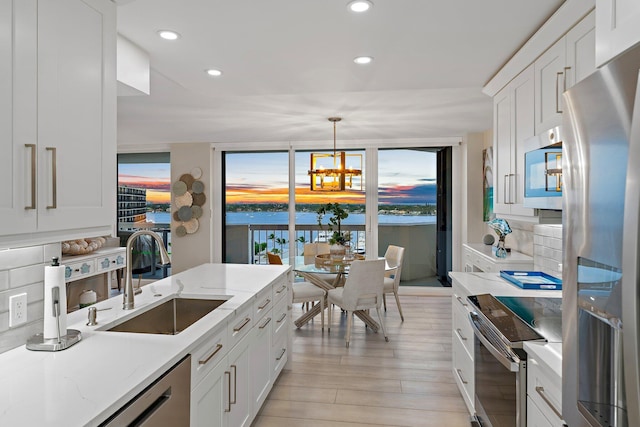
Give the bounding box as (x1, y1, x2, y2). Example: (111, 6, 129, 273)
(268, 252, 326, 329)
(303, 242, 339, 286)
(327, 258, 388, 347)
(383, 245, 406, 321)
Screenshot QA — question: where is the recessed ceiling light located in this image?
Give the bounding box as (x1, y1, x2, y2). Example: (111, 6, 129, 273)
(348, 1, 373, 13)
(206, 69, 223, 77)
(157, 30, 180, 40)
(353, 56, 373, 65)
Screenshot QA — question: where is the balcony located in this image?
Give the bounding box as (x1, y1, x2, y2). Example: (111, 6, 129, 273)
(225, 222, 437, 283)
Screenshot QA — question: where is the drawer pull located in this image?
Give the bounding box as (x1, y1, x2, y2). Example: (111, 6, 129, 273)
(456, 328, 467, 341)
(535, 386, 562, 419)
(258, 298, 271, 310)
(224, 371, 231, 412)
(275, 285, 286, 294)
(277, 312, 287, 323)
(233, 317, 251, 332)
(456, 368, 468, 385)
(259, 317, 272, 329)
(230, 365, 237, 405)
(456, 296, 468, 307)
(276, 348, 286, 361)
(198, 343, 223, 365)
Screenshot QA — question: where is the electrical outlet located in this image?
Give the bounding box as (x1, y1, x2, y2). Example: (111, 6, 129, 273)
(9, 293, 28, 328)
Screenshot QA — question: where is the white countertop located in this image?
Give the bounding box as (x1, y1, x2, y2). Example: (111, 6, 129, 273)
(0, 263, 290, 427)
(449, 271, 562, 298)
(463, 243, 534, 264)
(524, 341, 563, 378)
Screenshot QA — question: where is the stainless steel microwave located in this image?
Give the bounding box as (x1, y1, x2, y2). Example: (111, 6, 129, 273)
(523, 126, 563, 210)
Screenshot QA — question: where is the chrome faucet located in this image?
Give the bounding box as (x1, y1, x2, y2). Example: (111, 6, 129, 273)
(123, 230, 171, 310)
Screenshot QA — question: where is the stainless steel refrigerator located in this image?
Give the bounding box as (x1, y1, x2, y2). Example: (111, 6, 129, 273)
(563, 44, 640, 427)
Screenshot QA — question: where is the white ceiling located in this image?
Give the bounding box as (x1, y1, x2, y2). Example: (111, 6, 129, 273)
(115, 0, 564, 147)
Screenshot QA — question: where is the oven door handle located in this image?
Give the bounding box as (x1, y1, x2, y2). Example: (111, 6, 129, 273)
(469, 312, 520, 372)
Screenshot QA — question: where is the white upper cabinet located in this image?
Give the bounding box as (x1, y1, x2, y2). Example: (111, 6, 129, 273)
(0, 0, 38, 236)
(534, 38, 567, 135)
(534, 11, 596, 135)
(0, 0, 116, 247)
(565, 10, 596, 89)
(493, 65, 536, 217)
(596, 0, 640, 66)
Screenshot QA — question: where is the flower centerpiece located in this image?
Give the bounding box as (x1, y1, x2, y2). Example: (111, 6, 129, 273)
(488, 218, 512, 258)
(316, 202, 351, 260)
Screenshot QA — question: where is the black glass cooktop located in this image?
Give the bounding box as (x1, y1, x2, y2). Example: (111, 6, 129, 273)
(468, 294, 563, 344)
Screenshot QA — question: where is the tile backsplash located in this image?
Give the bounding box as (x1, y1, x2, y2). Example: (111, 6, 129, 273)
(0, 244, 60, 354)
(533, 224, 563, 278)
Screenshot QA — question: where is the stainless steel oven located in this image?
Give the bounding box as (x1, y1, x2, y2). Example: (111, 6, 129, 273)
(468, 294, 562, 427)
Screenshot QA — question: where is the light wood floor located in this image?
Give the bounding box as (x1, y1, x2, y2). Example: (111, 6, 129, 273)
(253, 292, 471, 427)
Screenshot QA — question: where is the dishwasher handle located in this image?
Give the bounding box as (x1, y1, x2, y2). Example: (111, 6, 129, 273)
(469, 312, 520, 372)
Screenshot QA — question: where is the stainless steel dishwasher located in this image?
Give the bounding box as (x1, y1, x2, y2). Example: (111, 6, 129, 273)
(100, 355, 191, 427)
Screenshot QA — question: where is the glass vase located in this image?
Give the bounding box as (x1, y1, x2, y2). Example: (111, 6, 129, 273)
(495, 236, 507, 258)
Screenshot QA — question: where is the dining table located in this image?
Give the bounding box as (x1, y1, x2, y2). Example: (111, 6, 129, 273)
(290, 255, 393, 331)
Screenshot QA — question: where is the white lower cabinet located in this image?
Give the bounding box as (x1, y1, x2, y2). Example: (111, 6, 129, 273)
(191, 276, 290, 427)
(451, 279, 474, 414)
(526, 347, 564, 427)
(191, 356, 227, 427)
(227, 333, 251, 427)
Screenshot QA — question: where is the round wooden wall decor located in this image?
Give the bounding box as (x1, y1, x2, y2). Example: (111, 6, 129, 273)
(172, 169, 206, 237)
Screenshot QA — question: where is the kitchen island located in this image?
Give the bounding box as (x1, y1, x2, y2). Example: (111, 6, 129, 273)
(0, 263, 291, 427)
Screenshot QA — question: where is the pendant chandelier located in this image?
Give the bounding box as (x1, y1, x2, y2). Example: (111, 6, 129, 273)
(308, 117, 363, 191)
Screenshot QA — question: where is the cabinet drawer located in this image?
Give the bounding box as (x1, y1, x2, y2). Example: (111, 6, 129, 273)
(272, 276, 288, 305)
(528, 355, 563, 425)
(272, 333, 287, 379)
(191, 324, 228, 387)
(527, 396, 556, 427)
(272, 297, 288, 342)
(453, 335, 474, 414)
(228, 302, 253, 349)
(254, 285, 273, 323)
(453, 299, 473, 359)
(64, 259, 96, 281)
(96, 252, 126, 273)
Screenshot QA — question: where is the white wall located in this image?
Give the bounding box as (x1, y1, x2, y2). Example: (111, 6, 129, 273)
(0, 244, 60, 354)
(169, 143, 214, 274)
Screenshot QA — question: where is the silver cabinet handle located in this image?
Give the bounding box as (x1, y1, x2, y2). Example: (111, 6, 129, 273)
(456, 328, 467, 341)
(535, 386, 563, 419)
(230, 365, 237, 405)
(46, 147, 57, 209)
(456, 368, 468, 384)
(456, 296, 468, 307)
(198, 343, 223, 365)
(277, 312, 287, 323)
(258, 298, 271, 310)
(556, 72, 563, 113)
(275, 285, 286, 294)
(259, 317, 272, 329)
(224, 371, 231, 412)
(503, 174, 509, 204)
(509, 173, 516, 204)
(25, 144, 36, 210)
(276, 348, 286, 361)
(233, 317, 251, 332)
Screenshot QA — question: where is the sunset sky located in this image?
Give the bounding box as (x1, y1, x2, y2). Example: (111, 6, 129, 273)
(118, 149, 437, 205)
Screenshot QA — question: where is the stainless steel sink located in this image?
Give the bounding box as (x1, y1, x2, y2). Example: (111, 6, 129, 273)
(106, 298, 228, 335)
